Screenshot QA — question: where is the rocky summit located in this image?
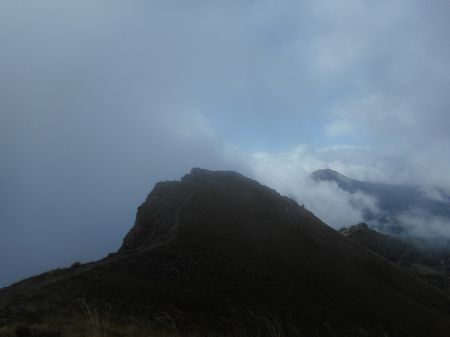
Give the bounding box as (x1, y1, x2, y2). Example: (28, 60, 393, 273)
(1, 169, 450, 336)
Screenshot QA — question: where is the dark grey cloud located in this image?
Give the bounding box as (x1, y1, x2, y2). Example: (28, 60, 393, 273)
(0, 0, 252, 286)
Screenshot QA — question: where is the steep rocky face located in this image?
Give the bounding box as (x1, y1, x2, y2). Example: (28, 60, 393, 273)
(121, 168, 310, 252)
(120, 179, 200, 251)
(1, 169, 450, 336)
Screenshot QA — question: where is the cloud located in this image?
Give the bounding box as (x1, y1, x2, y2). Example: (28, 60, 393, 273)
(398, 211, 450, 239)
(325, 120, 355, 138)
(1, 0, 450, 287)
(243, 144, 450, 240)
(245, 145, 379, 228)
(313, 0, 450, 189)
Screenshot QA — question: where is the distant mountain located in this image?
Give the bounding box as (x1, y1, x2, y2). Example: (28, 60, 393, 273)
(312, 169, 450, 233)
(1, 169, 450, 336)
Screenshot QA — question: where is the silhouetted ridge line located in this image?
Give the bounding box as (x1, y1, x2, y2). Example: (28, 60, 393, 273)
(1, 168, 450, 336)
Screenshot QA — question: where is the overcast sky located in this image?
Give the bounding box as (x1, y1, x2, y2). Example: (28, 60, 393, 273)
(1, 0, 450, 287)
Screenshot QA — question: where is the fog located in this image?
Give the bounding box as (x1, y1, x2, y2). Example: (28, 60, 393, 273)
(1, 0, 450, 287)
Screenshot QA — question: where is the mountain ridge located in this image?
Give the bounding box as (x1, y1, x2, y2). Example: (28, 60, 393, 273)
(1, 168, 450, 336)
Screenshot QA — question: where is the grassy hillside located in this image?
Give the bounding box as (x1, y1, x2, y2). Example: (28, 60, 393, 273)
(1, 169, 450, 337)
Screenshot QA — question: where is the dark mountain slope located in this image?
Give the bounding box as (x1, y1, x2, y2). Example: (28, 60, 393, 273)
(341, 223, 450, 295)
(1, 169, 450, 336)
(340, 223, 430, 265)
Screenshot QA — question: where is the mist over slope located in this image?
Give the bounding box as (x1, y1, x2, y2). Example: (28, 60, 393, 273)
(311, 168, 450, 238)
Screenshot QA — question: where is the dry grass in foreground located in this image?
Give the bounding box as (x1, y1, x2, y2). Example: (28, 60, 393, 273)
(0, 299, 391, 337)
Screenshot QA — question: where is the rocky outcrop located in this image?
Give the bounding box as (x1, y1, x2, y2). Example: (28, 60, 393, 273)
(341, 223, 450, 295)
